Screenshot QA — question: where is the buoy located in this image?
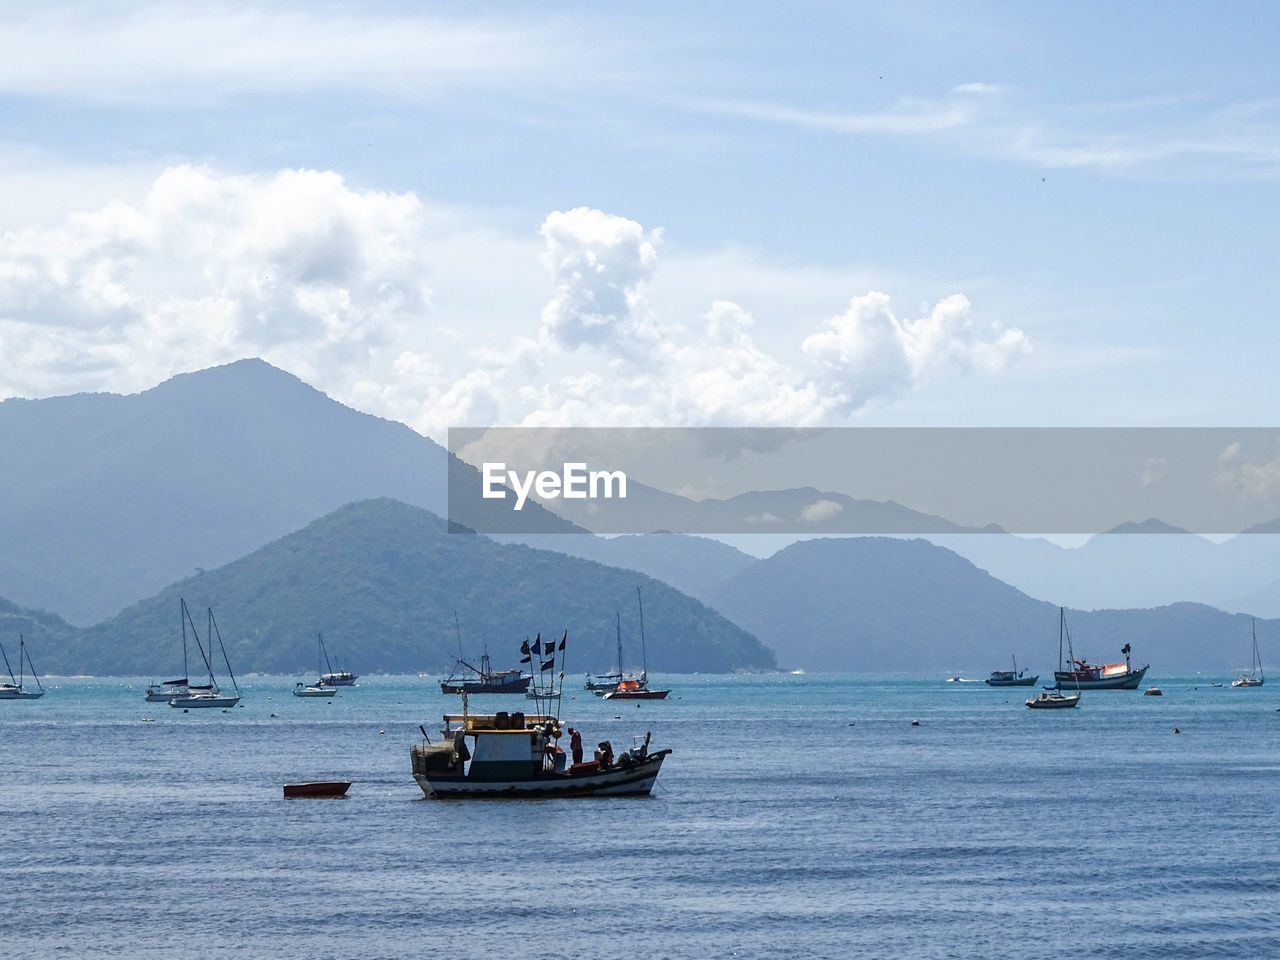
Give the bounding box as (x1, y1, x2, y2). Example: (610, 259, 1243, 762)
(1174, 727, 1180, 734)
(379, 729, 385, 735)
(911, 719, 920, 726)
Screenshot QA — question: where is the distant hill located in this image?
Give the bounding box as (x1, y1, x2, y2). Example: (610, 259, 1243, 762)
(507, 532, 757, 602)
(57, 499, 775, 677)
(0, 596, 76, 672)
(706, 536, 1271, 674)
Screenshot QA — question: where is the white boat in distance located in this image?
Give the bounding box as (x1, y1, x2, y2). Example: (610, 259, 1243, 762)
(1232, 618, 1264, 687)
(0, 635, 45, 700)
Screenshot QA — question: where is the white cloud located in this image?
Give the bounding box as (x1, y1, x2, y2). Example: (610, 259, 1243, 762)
(1, 171, 1030, 434)
(0, 165, 433, 402)
(1215, 442, 1280, 504)
(802, 291, 1029, 412)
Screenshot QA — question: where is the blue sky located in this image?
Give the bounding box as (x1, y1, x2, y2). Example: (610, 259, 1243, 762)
(1, 1, 1277, 435)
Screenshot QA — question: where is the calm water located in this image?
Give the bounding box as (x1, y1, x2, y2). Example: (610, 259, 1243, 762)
(2, 674, 1278, 959)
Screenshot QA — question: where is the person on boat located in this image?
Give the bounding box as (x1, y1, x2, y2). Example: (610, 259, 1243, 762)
(595, 741, 614, 768)
(569, 727, 583, 764)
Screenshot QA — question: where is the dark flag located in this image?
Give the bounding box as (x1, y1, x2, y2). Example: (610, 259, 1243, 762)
(520, 656, 531, 664)
(541, 657, 556, 671)
(520, 639, 530, 655)
(1121, 643, 1131, 655)
(531, 635, 541, 655)
(558, 632, 567, 652)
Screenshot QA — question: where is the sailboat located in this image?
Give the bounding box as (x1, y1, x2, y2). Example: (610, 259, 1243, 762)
(602, 589, 670, 701)
(0, 635, 45, 700)
(1232, 618, 1265, 687)
(145, 599, 195, 702)
(295, 634, 339, 697)
(169, 606, 241, 708)
(585, 612, 637, 693)
(317, 632, 357, 687)
(1027, 609, 1080, 709)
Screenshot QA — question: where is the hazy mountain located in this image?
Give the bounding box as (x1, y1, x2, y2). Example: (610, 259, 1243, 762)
(930, 526, 1280, 613)
(706, 536, 1269, 674)
(504, 532, 757, 602)
(57, 498, 774, 677)
(0, 596, 76, 674)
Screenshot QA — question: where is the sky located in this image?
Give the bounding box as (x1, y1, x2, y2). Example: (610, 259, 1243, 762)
(2, 1, 1279, 439)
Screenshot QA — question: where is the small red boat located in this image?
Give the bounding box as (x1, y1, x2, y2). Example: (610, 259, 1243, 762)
(283, 781, 351, 798)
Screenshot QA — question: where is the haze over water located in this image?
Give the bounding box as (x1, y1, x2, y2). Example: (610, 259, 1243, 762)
(4, 674, 1278, 959)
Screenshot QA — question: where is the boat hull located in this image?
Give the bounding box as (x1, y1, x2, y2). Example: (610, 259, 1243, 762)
(1231, 676, 1264, 687)
(1026, 693, 1080, 709)
(0, 688, 43, 699)
(169, 694, 241, 708)
(293, 685, 337, 697)
(1053, 664, 1148, 690)
(283, 781, 351, 798)
(412, 748, 669, 799)
(985, 676, 1039, 687)
(320, 673, 357, 686)
(602, 688, 670, 700)
(440, 677, 531, 695)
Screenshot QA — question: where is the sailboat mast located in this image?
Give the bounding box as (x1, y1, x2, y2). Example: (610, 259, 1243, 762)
(17, 633, 23, 687)
(0, 638, 15, 685)
(181, 599, 189, 682)
(636, 586, 649, 679)
(1058, 607, 1064, 671)
(209, 608, 239, 695)
(615, 611, 623, 677)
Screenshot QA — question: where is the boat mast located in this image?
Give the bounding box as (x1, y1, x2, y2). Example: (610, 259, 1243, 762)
(1058, 607, 1064, 672)
(319, 632, 335, 676)
(208, 608, 240, 696)
(180, 598, 190, 684)
(615, 611, 623, 678)
(636, 586, 649, 681)
(0, 638, 16, 685)
(21, 636, 43, 693)
(17, 633, 23, 687)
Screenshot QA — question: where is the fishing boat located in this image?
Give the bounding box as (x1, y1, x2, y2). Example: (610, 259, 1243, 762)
(169, 605, 241, 708)
(0, 635, 44, 700)
(985, 656, 1038, 687)
(294, 635, 339, 696)
(441, 613, 531, 694)
(410, 699, 669, 799)
(1232, 618, 1265, 687)
(317, 633, 357, 687)
(1052, 608, 1147, 690)
(440, 650, 531, 694)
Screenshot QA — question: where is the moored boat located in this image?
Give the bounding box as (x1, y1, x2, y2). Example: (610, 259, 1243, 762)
(440, 650, 531, 694)
(1231, 618, 1264, 687)
(169, 604, 241, 709)
(0, 635, 44, 700)
(317, 633, 358, 686)
(410, 707, 669, 799)
(1052, 609, 1147, 690)
(602, 678, 670, 700)
(293, 682, 336, 698)
(283, 781, 351, 798)
(1026, 690, 1080, 709)
(985, 656, 1038, 687)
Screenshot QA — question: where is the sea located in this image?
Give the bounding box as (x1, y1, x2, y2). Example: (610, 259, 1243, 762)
(3, 673, 1279, 960)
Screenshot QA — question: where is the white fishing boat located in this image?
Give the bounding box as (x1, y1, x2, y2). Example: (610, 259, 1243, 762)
(0, 635, 45, 700)
(1232, 618, 1265, 687)
(169, 605, 241, 709)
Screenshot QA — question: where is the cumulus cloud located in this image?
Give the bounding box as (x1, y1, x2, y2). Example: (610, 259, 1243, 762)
(802, 291, 1029, 412)
(1215, 442, 1280, 504)
(2, 172, 1030, 434)
(538, 207, 660, 352)
(800, 499, 844, 524)
(0, 165, 432, 402)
